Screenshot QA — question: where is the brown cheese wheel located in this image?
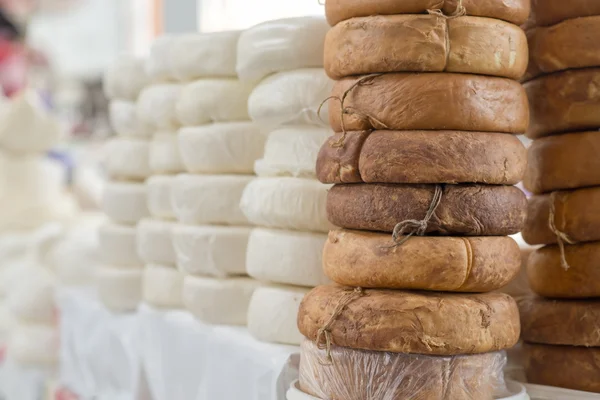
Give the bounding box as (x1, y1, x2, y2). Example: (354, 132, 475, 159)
(325, 0, 531, 27)
(330, 73, 529, 134)
(524, 131, 600, 194)
(299, 339, 507, 400)
(525, 68, 600, 139)
(327, 183, 527, 236)
(317, 130, 527, 185)
(519, 296, 600, 346)
(323, 229, 521, 292)
(528, 242, 600, 298)
(298, 285, 521, 355)
(325, 15, 527, 80)
(530, 0, 600, 27)
(522, 187, 600, 245)
(524, 344, 600, 393)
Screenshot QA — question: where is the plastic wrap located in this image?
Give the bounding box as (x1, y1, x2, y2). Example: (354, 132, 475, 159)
(136, 84, 182, 130)
(136, 218, 177, 266)
(240, 177, 333, 233)
(149, 133, 184, 174)
(142, 264, 184, 309)
(98, 222, 142, 267)
(178, 123, 265, 174)
(95, 266, 142, 313)
(237, 17, 328, 82)
(255, 126, 331, 178)
(248, 69, 332, 129)
(101, 181, 149, 225)
(104, 56, 148, 100)
(299, 339, 510, 400)
(104, 137, 151, 181)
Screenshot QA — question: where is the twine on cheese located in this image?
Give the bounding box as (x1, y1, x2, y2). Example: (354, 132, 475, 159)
(548, 191, 576, 270)
(317, 73, 388, 148)
(427, 0, 466, 18)
(317, 0, 325, 5)
(316, 287, 365, 364)
(389, 185, 444, 248)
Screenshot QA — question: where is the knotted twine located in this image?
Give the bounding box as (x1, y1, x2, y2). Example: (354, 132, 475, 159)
(427, 0, 466, 18)
(548, 192, 576, 270)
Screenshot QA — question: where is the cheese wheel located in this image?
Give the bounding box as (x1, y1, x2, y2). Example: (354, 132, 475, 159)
(328, 184, 527, 236)
(236, 17, 329, 82)
(528, 242, 600, 298)
(172, 224, 250, 278)
(105, 137, 150, 181)
(171, 174, 251, 225)
(317, 130, 527, 185)
(254, 126, 330, 178)
(176, 79, 254, 126)
(325, 0, 531, 26)
(248, 69, 333, 129)
(326, 15, 527, 79)
(524, 131, 600, 194)
(330, 73, 529, 134)
(104, 56, 148, 100)
(142, 264, 184, 309)
(0, 155, 65, 204)
(136, 218, 176, 266)
(98, 222, 142, 266)
(524, 344, 600, 393)
(247, 285, 309, 345)
(525, 69, 600, 139)
(182, 275, 259, 325)
(8, 324, 58, 367)
(149, 133, 184, 174)
(136, 84, 182, 130)
(169, 31, 240, 80)
(178, 123, 265, 175)
(109, 100, 150, 138)
(324, 230, 520, 292)
(519, 296, 600, 347)
(96, 266, 143, 313)
(530, 0, 600, 27)
(522, 187, 600, 245)
(146, 36, 176, 82)
(146, 175, 176, 220)
(298, 285, 520, 355)
(240, 177, 333, 233)
(102, 181, 149, 225)
(300, 339, 508, 400)
(246, 228, 330, 287)
(7, 267, 56, 324)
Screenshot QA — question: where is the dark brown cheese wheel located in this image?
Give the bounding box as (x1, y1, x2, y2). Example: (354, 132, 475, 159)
(530, 0, 600, 27)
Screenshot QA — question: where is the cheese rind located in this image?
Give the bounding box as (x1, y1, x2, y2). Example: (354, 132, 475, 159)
(136, 218, 176, 266)
(146, 36, 176, 82)
(109, 100, 150, 138)
(104, 56, 148, 100)
(105, 137, 150, 181)
(96, 266, 143, 312)
(149, 133, 184, 174)
(142, 264, 184, 309)
(102, 181, 149, 225)
(98, 222, 142, 266)
(530, 0, 600, 27)
(146, 175, 176, 220)
(136, 84, 182, 130)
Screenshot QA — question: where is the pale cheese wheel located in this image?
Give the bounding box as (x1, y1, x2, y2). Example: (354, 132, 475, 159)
(171, 174, 252, 225)
(149, 132, 184, 174)
(237, 17, 329, 82)
(142, 264, 184, 309)
(136, 218, 176, 266)
(146, 36, 176, 82)
(172, 224, 251, 277)
(182, 275, 259, 325)
(104, 56, 148, 100)
(146, 175, 176, 220)
(254, 126, 330, 178)
(0, 154, 65, 203)
(247, 284, 309, 345)
(96, 266, 143, 313)
(102, 181, 149, 224)
(240, 177, 332, 233)
(98, 222, 142, 267)
(105, 137, 150, 181)
(136, 84, 182, 130)
(178, 123, 265, 174)
(109, 100, 151, 138)
(246, 228, 329, 287)
(175, 79, 254, 126)
(7, 267, 56, 324)
(169, 31, 240, 80)
(8, 324, 58, 367)
(248, 69, 333, 129)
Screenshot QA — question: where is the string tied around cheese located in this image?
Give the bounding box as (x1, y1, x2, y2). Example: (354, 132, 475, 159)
(316, 286, 365, 364)
(389, 185, 444, 248)
(427, 0, 466, 19)
(317, 73, 388, 148)
(548, 191, 576, 270)
(317, 0, 325, 5)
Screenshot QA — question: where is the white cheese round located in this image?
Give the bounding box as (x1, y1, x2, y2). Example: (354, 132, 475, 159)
(136, 83, 182, 131)
(105, 137, 150, 181)
(142, 264, 184, 309)
(109, 100, 151, 138)
(104, 56, 148, 100)
(149, 132, 184, 174)
(136, 218, 176, 266)
(95, 266, 143, 313)
(145, 36, 176, 82)
(102, 181, 149, 225)
(146, 175, 176, 220)
(98, 222, 142, 267)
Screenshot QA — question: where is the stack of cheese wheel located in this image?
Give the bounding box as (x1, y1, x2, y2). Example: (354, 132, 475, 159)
(296, 1, 532, 398)
(99, 56, 150, 312)
(168, 31, 263, 326)
(237, 17, 333, 345)
(518, 0, 600, 393)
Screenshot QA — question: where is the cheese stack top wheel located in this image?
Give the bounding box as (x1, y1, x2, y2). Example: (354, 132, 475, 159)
(327, 183, 527, 236)
(236, 17, 329, 82)
(324, 229, 521, 292)
(145, 35, 176, 82)
(105, 137, 150, 181)
(519, 296, 600, 347)
(317, 130, 527, 185)
(102, 181, 149, 225)
(136, 84, 182, 131)
(325, 0, 531, 26)
(329, 73, 529, 134)
(98, 222, 142, 267)
(325, 15, 528, 80)
(298, 285, 520, 355)
(530, 0, 600, 27)
(169, 31, 240, 80)
(103, 56, 148, 100)
(146, 175, 176, 220)
(149, 132, 184, 174)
